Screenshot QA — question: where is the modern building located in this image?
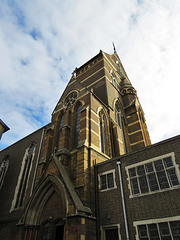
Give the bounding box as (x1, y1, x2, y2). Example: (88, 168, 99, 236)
(0, 50, 179, 240)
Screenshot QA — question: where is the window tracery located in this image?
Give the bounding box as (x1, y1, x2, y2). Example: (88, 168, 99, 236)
(64, 91, 78, 109)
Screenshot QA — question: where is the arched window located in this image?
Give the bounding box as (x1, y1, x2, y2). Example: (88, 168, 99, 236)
(115, 104, 122, 128)
(13, 144, 35, 209)
(74, 103, 82, 148)
(0, 156, 9, 190)
(99, 110, 108, 155)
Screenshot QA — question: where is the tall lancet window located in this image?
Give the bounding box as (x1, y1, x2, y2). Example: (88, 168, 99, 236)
(99, 110, 108, 155)
(0, 156, 9, 190)
(115, 104, 122, 128)
(13, 144, 35, 209)
(74, 103, 82, 148)
(57, 114, 64, 147)
(115, 103, 126, 152)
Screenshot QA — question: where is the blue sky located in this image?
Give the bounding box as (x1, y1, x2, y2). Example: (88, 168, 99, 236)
(1, 0, 180, 149)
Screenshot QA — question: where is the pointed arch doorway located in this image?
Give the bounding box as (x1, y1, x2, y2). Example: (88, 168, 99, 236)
(22, 175, 68, 240)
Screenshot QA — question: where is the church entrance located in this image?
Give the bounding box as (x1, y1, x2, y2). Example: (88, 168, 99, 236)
(55, 225, 64, 240)
(41, 220, 64, 240)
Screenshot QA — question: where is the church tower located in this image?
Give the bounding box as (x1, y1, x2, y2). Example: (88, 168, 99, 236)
(21, 50, 151, 240)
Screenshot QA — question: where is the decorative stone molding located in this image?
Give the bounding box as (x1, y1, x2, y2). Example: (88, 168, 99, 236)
(120, 87, 137, 96)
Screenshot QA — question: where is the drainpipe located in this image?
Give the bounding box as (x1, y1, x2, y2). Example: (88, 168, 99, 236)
(30, 128, 45, 196)
(117, 161, 129, 240)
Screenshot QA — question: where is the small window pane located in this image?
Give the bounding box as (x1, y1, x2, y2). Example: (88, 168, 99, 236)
(137, 165, 146, 176)
(159, 222, 171, 239)
(100, 175, 107, 190)
(167, 169, 179, 186)
(139, 176, 149, 193)
(157, 171, 169, 189)
(170, 221, 180, 238)
(28, 144, 35, 154)
(148, 224, 160, 239)
(148, 173, 159, 191)
(138, 225, 148, 239)
(146, 163, 154, 173)
(154, 160, 164, 171)
(107, 173, 114, 188)
(163, 157, 173, 168)
(129, 168, 136, 177)
(130, 178, 139, 194)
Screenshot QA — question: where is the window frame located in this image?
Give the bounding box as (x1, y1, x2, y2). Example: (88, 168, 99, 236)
(10, 143, 36, 211)
(0, 156, 9, 190)
(134, 216, 180, 240)
(101, 224, 121, 240)
(126, 152, 180, 198)
(98, 169, 117, 192)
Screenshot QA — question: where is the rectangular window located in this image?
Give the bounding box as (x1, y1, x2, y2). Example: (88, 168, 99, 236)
(137, 220, 180, 240)
(99, 170, 116, 191)
(126, 153, 180, 196)
(101, 224, 120, 240)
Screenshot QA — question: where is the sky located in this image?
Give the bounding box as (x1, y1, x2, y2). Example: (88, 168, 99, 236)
(1, 0, 180, 150)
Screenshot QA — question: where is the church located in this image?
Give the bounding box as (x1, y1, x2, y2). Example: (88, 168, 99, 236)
(0, 50, 180, 240)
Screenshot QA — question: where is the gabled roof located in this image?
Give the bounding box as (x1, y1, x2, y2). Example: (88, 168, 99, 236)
(0, 119, 10, 133)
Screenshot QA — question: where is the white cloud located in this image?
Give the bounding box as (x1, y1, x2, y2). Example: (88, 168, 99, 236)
(1, 0, 180, 149)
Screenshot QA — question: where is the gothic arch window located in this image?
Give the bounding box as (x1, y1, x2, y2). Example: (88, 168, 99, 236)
(0, 156, 9, 190)
(99, 110, 108, 155)
(115, 103, 122, 128)
(12, 143, 36, 209)
(74, 103, 82, 148)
